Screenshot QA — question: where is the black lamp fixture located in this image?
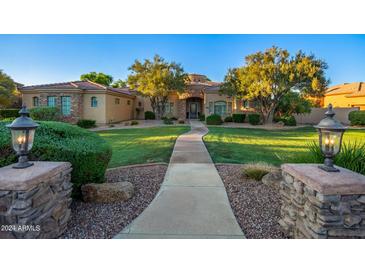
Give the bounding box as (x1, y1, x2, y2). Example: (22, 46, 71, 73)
(6, 105, 39, 169)
(314, 104, 347, 172)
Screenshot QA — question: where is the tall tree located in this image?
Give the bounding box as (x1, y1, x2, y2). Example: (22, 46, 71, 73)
(111, 79, 127, 88)
(220, 46, 329, 123)
(80, 72, 113, 86)
(127, 55, 188, 118)
(275, 91, 312, 117)
(0, 70, 17, 108)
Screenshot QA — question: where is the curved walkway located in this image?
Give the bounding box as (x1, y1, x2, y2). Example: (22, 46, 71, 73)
(114, 121, 244, 238)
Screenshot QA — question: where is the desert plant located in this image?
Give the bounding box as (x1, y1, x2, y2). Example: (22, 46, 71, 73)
(77, 119, 96, 128)
(305, 140, 365, 175)
(199, 114, 205, 121)
(224, 116, 233, 122)
(232, 113, 245, 123)
(0, 109, 19, 119)
(248, 113, 261, 125)
(0, 121, 112, 197)
(206, 114, 223, 125)
(144, 111, 156, 120)
(242, 162, 277, 181)
(29, 106, 61, 121)
(131, 120, 139, 125)
(349, 111, 365, 126)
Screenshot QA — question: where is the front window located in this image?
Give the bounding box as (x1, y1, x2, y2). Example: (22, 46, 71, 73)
(227, 102, 232, 113)
(115, 98, 120, 104)
(33, 97, 39, 107)
(214, 101, 227, 116)
(61, 96, 71, 116)
(165, 102, 174, 114)
(127, 100, 131, 105)
(47, 96, 57, 107)
(209, 102, 213, 114)
(91, 96, 98, 107)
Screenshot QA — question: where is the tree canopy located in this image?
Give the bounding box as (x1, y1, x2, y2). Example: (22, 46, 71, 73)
(111, 79, 127, 88)
(220, 46, 329, 123)
(127, 55, 188, 118)
(275, 91, 312, 118)
(80, 72, 114, 86)
(0, 70, 18, 108)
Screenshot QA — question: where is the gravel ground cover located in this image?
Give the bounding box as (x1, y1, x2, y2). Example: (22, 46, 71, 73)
(61, 164, 167, 239)
(216, 164, 288, 239)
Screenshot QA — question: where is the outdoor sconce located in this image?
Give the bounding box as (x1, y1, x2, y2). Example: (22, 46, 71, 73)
(314, 104, 347, 172)
(6, 105, 39, 169)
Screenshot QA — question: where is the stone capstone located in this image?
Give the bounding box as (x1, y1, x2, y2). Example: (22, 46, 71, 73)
(81, 181, 134, 203)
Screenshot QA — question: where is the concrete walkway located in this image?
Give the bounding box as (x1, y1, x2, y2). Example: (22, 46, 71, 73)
(114, 121, 244, 239)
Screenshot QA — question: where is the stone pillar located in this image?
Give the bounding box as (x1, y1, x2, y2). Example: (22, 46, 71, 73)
(0, 162, 72, 239)
(176, 99, 186, 120)
(279, 164, 365, 239)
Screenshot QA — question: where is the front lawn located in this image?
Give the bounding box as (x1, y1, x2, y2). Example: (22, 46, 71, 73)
(203, 127, 365, 166)
(98, 126, 189, 167)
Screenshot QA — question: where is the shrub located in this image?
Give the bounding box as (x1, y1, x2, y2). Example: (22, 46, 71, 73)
(77, 119, 96, 128)
(206, 114, 223, 125)
(145, 111, 156, 120)
(224, 116, 233, 122)
(0, 121, 112, 197)
(280, 115, 297, 126)
(232, 113, 245, 123)
(29, 106, 61, 121)
(199, 114, 205, 121)
(242, 162, 277, 181)
(131, 120, 139, 125)
(305, 141, 365, 175)
(163, 118, 173, 125)
(349, 111, 365, 126)
(0, 109, 19, 119)
(248, 113, 261, 125)
(178, 119, 185, 124)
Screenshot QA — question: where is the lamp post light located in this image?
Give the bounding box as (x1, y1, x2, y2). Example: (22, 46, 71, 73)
(6, 105, 39, 169)
(314, 104, 347, 172)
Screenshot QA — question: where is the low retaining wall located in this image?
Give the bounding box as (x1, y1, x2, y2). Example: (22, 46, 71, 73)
(0, 162, 72, 239)
(294, 107, 359, 125)
(279, 164, 365, 238)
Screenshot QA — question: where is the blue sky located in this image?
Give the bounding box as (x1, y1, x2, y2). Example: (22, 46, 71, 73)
(1, 34, 365, 86)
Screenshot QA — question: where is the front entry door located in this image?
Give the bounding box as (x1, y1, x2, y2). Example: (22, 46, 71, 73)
(189, 102, 198, 119)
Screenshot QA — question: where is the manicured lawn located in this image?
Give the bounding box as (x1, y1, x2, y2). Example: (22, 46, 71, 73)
(98, 126, 189, 167)
(203, 127, 365, 166)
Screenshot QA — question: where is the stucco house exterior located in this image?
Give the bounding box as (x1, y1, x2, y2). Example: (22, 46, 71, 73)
(20, 74, 255, 124)
(324, 82, 365, 110)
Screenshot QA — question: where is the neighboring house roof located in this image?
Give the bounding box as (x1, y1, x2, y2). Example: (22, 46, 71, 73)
(19, 80, 135, 97)
(325, 82, 365, 97)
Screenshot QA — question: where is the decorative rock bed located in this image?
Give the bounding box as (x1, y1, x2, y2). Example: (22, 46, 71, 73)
(61, 163, 167, 239)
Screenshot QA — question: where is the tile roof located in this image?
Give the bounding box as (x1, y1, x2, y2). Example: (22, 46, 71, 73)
(325, 82, 365, 97)
(19, 80, 135, 97)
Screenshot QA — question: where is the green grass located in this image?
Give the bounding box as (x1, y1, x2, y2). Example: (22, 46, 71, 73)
(203, 126, 365, 166)
(98, 126, 189, 167)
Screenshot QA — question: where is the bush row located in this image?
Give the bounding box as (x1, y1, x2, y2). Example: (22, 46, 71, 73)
(349, 111, 365, 126)
(0, 109, 19, 119)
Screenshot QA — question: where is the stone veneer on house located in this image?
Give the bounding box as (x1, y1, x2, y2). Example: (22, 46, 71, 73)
(0, 162, 72, 239)
(279, 164, 365, 239)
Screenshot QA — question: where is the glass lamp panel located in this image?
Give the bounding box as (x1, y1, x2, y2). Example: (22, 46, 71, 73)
(27, 129, 35, 151)
(320, 130, 342, 155)
(11, 129, 28, 153)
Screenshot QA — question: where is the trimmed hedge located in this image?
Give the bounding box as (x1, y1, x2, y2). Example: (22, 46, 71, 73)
(0, 121, 112, 197)
(163, 118, 173, 125)
(77, 119, 96, 128)
(280, 115, 297, 126)
(248, 113, 261, 125)
(199, 114, 205, 121)
(0, 109, 19, 119)
(131, 120, 139, 125)
(232, 113, 245, 123)
(145, 111, 156, 120)
(349, 111, 365, 126)
(206, 114, 223, 125)
(29, 106, 61, 121)
(224, 116, 233, 122)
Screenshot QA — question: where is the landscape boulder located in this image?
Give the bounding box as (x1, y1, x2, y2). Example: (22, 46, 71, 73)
(81, 182, 134, 203)
(262, 169, 282, 186)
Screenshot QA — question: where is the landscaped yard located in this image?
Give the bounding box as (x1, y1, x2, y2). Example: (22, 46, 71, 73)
(98, 126, 189, 167)
(204, 126, 365, 166)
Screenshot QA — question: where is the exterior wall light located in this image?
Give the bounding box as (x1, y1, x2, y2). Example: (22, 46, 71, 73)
(6, 105, 39, 169)
(314, 104, 347, 172)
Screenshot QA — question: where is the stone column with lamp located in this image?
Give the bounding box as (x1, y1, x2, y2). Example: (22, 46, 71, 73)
(279, 104, 365, 238)
(0, 106, 73, 239)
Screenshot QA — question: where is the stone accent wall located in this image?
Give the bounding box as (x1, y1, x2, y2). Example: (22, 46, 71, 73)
(176, 99, 186, 120)
(0, 162, 72, 239)
(39, 92, 83, 123)
(279, 164, 365, 238)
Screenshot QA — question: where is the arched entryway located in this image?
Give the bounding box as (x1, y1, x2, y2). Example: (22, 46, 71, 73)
(186, 97, 203, 119)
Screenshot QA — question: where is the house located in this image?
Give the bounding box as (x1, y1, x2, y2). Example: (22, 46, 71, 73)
(20, 74, 255, 124)
(324, 82, 365, 110)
